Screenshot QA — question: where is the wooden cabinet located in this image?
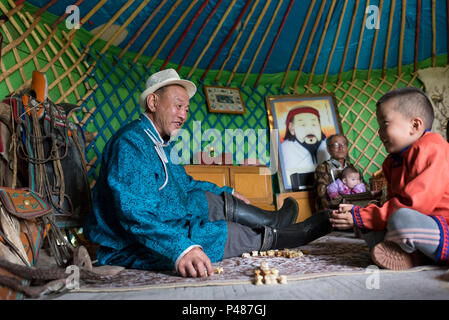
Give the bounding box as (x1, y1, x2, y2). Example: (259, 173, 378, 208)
(184, 165, 275, 210)
(275, 191, 315, 223)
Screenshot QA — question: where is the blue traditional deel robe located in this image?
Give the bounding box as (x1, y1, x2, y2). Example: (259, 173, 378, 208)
(83, 113, 233, 271)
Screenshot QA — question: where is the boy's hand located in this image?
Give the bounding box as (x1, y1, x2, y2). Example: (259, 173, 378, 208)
(330, 204, 355, 230)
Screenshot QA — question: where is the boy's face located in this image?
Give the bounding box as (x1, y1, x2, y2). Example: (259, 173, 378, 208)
(376, 99, 417, 154)
(343, 172, 361, 189)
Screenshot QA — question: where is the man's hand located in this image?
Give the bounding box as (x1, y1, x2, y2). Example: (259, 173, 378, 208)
(233, 191, 251, 204)
(330, 203, 355, 230)
(177, 247, 214, 278)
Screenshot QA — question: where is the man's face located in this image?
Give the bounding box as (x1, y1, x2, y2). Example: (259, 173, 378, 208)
(288, 112, 322, 144)
(147, 85, 190, 138)
(327, 135, 348, 161)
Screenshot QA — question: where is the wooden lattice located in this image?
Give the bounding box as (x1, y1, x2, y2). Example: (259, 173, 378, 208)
(292, 72, 422, 180)
(0, 2, 432, 187)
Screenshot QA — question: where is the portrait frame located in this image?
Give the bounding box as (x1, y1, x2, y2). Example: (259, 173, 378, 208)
(265, 93, 342, 193)
(203, 85, 246, 114)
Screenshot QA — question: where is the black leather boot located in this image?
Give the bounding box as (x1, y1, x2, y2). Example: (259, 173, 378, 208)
(224, 192, 298, 229)
(260, 210, 333, 250)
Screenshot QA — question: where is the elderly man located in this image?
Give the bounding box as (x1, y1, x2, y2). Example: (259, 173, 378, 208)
(314, 134, 368, 210)
(84, 69, 333, 278)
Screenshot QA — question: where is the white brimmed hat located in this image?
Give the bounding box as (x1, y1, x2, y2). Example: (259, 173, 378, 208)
(139, 69, 197, 109)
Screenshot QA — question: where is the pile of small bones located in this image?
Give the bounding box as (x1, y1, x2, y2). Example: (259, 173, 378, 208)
(241, 248, 307, 258)
(209, 249, 307, 283)
(254, 261, 287, 285)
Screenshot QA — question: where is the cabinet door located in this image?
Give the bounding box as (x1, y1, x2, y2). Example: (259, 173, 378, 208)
(230, 166, 273, 206)
(184, 165, 230, 187)
(276, 191, 315, 223)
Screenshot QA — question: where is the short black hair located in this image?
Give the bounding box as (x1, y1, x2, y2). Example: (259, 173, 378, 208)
(326, 134, 348, 148)
(376, 87, 434, 130)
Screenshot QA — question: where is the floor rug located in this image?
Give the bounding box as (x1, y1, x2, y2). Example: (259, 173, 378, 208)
(73, 232, 439, 293)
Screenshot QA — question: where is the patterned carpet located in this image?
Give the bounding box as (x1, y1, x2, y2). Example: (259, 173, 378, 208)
(72, 232, 439, 293)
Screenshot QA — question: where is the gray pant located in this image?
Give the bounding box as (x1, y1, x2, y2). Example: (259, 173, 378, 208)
(361, 208, 441, 261)
(206, 192, 263, 259)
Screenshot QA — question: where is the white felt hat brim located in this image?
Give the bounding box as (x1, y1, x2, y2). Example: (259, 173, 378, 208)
(139, 79, 196, 109)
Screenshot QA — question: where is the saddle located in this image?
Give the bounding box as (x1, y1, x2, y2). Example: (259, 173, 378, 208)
(0, 71, 93, 298)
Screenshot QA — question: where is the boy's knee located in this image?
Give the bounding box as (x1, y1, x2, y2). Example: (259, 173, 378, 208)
(387, 208, 417, 231)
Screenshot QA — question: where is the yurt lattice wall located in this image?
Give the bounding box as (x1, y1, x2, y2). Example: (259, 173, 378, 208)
(0, 1, 445, 189)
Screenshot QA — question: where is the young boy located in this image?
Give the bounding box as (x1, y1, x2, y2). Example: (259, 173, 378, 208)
(330, 87, 449, 270)
(326, 166, 367, 200)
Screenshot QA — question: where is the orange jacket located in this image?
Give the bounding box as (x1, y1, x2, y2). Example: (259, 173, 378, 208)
(353, 132, 449, 230)
(352, 132, 449, 261)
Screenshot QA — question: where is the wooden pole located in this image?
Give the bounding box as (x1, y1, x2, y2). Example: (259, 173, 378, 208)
(308, 0, 337, 86)
(200, 0, 251, 81)
(323, 0, 348, 85)
(338, 0, 358, 83)
(118, 0, 168, 60)
(414, 0, 421, 72)
(214, 0, 259, 83)
(367, 0, 383, 80)
(281, 0, 315, 88)
(240, 0, 282, 87)
(383, 0, 395, 77)
(255, 0, 294, 87)
(101, 0, 151, 55)
(431, 0, 436, 67)
(294, 0, 326, 90)
(162, 0, 210, 70)
(187, 0, 237, 78)
(352, 0, 369, 81)
(176, 0, 223, 73)
(398, 0, 407, 75)
(147, 0, 198, 68)
(132, 0, 182, 65)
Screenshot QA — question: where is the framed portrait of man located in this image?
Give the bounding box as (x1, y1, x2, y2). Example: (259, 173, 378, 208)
(266, 93, 342, 192)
